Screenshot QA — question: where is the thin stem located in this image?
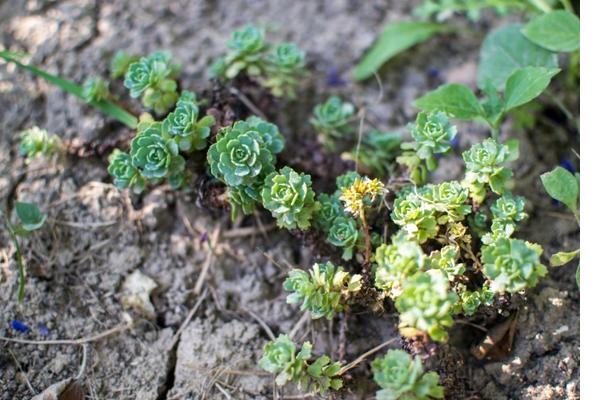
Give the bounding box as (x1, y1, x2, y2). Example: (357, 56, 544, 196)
(359, 208, 371, 263)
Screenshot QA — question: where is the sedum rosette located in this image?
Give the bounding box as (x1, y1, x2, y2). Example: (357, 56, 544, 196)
(259, 335, 343, 393)
(394, 270, 458, 342)
(207, 119, 276, 187)
(371, 349, 444, 400)
(283, 262, 362, 320)
(162, 91, 214, 152)
(19, 126, 62, 159)
(462, 138, 513, 202)
(481, 238, 547, 293)
(130, 121, 186, 185)
(124, 51, 180, 114)
(327, 216, 360, 260)
(107, 149, 146, 194)
(261, 167, 318, 230)
(374, 234, 425, 296)
(82, 76, 109, 103)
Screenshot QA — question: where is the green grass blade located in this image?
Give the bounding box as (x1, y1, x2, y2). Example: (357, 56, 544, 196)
(0, 51, 138, 129)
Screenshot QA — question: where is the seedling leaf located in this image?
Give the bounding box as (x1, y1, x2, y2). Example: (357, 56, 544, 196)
(504, 67, 561, 111)
(413, 84, 483, 120)
(353, 22, 448, 81)
(477, 24, 559, 90)
(522, 10, 580, 52)
(15, 201, 46, 231)
(550, 249, 580, 267)
(0, 51, 138, 129)
(540, 166, 579, 215)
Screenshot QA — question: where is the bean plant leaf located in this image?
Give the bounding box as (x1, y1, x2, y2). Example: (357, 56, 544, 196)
(550, 249, 580, 267)
(504, 67, 561, 111)
(477, 24, 559, 91)
(505, 138, 520, 162)
(540, 166, 579, 214)
(522, 10, 580, 52)
(413, 83, 483, 120)
(353, 22, 448, 81)
(0, 51, 138, 129)
(15, 201, 46, 231)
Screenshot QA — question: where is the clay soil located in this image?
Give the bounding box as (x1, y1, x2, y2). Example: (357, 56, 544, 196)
(0, 1, 579, 399)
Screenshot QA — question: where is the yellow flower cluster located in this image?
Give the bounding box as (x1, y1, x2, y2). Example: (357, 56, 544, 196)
(340, 177, 385, 216)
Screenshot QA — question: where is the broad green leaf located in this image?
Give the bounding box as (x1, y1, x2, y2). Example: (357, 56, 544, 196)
(477, 24, 559, 90)
(504, 67, 561, 111)
(413, 84, 483, 120)
(550, 249, 580, 267)
(0, 51, 138, 129)
(522, 10, 580, 52)
(505, 138, 520, 162)
(540, 166, 579, 214)
(15, 201, 46, 231)
(353, 22, 448, 81)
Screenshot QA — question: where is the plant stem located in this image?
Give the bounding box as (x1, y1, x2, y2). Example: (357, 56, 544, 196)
(2, 216, 26, 302)
(359, 208, 371, 264)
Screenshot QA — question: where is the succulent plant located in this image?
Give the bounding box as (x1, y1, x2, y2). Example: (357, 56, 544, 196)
(283, 262, 362, 319)
(110, 51, 139, 79)
(211, 25, 268, 79)
(336, 170, 362, 191)
(426, 244, 465, 282)
(429, 181, 471, 223)
(130, 121, 185, 181)
(263, 43, 307, 97)
(107, 149, 146, 193)
(82, 76, 109, 103)
(207, 119, 276, 188)
(124, 51, 180, 114)
(490, 192, 527, 223)
(19, 127, 62, 159)
(371, 349, 444, 400)
(462, 138, 513, 202)
(314, 193, 344, 233)
(391, 196, 439, 244)
(481, 238, 547, 293)
(245, 115, 285, 155)
(259, 335, 343, 393)
(405, 111, 457, 169)
(343, 130, 403, 178)
(261, 167, 318, 230)
(327, 216, 360, 260)
(162, 91, 215, 152)
(374, 233, 425, 296)
(310, 96, 355, 149)
(394, 270, 458, 342)
(458, 285, 494, 316)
